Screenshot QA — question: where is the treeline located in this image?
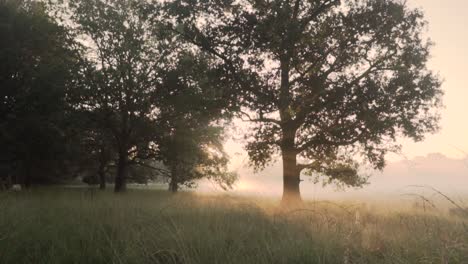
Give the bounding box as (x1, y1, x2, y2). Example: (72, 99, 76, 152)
(0, 0, 237, 192)
(1, 0, 441, 201)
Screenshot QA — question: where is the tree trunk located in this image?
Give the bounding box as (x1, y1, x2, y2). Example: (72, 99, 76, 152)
(278, 54, 301, 204)
(6, 174, 12, 189)
(98, 147, 107, 190)
(280, 124, 301, 204)
(169, 165, 179, 192)
(114, 150, 128, 192)
(281, 148, 302, 204)
(21, 163, 32, 189)
(169, 179, 178, 192)
(98, 165, 106, 190)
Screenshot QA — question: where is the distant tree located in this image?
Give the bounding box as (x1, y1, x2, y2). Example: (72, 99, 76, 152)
(67, 0, 168, 192)
(160, 125, 236, 192)
(70, 109, 116, 190)
(127, 160, 165, 185)
(166, 0, 443, 202)
(156, 54, 237, 191)
(0, 0, 82, 188)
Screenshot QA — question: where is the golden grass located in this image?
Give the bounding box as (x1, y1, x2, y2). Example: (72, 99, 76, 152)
(0, 188, 467, 263)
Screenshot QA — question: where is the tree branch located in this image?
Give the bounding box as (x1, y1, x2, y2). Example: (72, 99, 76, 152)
(129, 160, 171, 176)
(239, 110, 281, 125)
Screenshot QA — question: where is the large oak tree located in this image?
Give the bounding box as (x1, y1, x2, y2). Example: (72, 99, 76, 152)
(166, 0, 443, 202)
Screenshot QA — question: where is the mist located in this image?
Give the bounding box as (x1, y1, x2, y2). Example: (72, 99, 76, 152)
(197, 153, 468, 200)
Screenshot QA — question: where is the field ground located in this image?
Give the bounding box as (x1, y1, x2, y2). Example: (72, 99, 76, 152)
(1, 188, 467, 264)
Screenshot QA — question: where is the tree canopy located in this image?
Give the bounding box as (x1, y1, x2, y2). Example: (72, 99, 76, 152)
(67, 0, 170, 191)
(155, 53, 237, 192)
(66, 0, 237, 192)
(165, 0, 442, 202)
(0, 0, 82, 187)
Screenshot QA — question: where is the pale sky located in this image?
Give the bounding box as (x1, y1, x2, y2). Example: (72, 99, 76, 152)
(399, 0, 468, 160)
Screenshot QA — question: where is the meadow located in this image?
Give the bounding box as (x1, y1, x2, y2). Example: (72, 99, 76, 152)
(0, 188, 467, 264)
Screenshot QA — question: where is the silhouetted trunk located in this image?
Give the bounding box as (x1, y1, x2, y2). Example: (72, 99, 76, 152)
(98, 165, 106, 190)
(6, 174, 12, 189)
(21, 163, 32, 189)
(280, 124, 302, 204)
(281, 148, 301, 204)
(2, 174, 13, 190)
(169, 165, 178, 192)
(98, 147, 107, 190)
(278, 55, 301, 204)
(169, 179, 178, 192)
(114, 150, 128, 192)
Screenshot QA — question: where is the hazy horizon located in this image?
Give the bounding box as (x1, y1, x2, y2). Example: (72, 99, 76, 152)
(194, 152, 467, 201)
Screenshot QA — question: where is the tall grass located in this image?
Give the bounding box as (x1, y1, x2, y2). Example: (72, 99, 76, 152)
(0, 188, 467, 263)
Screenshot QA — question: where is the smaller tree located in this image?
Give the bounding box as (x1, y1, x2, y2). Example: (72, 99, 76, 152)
(68, 0, 167, 192)
(160, 123, 236, 192)
(69, 109, 116, 190)
(156, 54, 237, 192)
